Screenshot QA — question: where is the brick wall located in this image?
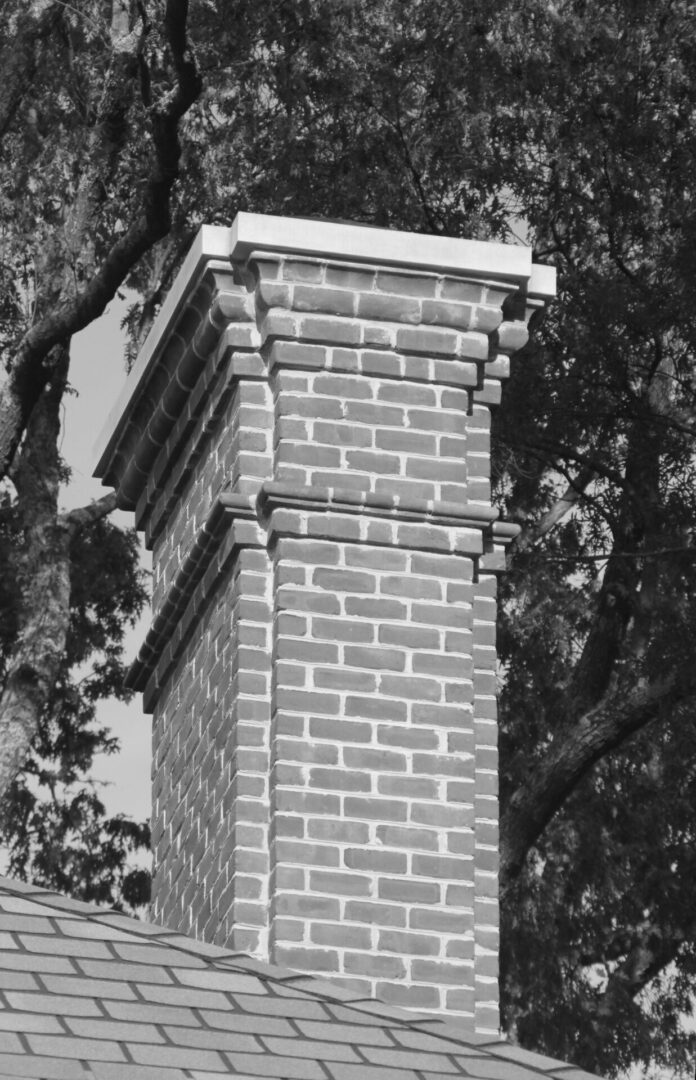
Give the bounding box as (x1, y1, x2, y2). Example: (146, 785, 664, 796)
(95, 215, 553, 1037)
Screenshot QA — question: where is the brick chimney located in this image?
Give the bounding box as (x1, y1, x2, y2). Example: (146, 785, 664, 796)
(94, 213, 554, 1036)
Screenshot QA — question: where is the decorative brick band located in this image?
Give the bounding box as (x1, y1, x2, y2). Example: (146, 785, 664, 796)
(128, 492, 262, 702)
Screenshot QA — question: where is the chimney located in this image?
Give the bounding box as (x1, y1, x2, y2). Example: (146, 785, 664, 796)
(94, 213, 554, 1036)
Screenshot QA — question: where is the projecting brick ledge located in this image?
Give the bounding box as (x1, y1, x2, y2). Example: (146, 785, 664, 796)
(127, 483, 519, 703)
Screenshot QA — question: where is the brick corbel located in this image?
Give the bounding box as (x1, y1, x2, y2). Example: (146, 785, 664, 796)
(259, 480, 518, 572)
(129, 492, 263, 708)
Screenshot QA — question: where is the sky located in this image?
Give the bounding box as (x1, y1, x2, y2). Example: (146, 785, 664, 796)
(63, 298, 152, 826)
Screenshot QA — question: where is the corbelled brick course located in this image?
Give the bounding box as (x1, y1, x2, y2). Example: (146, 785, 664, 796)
(94, 213, 554, 1037)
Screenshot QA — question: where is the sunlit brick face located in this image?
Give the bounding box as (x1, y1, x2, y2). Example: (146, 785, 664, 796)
(95, 216, 552, 1038)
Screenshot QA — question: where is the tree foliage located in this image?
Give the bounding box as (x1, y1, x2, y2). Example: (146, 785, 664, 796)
(2, 0, 696, 1073)
(0, 483, 149, 908)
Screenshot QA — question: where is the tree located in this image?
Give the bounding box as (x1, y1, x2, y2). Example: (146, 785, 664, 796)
(0, 0, 203, 908)
(2, 0, 696, 1072)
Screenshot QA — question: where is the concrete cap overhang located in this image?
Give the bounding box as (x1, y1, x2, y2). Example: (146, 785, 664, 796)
(93, 212, 556, 481)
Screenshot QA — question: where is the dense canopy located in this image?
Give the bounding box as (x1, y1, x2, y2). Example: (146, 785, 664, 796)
(1, 0, 696, 1073)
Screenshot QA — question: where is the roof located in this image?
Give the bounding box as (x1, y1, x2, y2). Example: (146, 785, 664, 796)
(0, 875, 599, 1080)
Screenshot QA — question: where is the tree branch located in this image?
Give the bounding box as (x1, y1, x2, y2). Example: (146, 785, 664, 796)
(500, 675, 696, 900)
(61, 491, 118, 535)
(513, 466, 595, 554)
(0, 0, 202, 481)
(594, 923, 689, 1023)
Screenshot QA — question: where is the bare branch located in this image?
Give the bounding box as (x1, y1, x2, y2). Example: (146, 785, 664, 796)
(513, 467, 594, 553)
(61, 490, 118, 534)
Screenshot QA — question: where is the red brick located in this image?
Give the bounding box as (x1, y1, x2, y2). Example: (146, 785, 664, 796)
(344, 645, 405, 671)
(344, 901, 406, 925)
(314, 667, 378, 692)
(312, 617, 374, 644)
(357, 293, 421, 323)
(375, 270, 438, 297)
(379, 930, 440, 956)
(396, 325, 458, 356)
(344, 849, 407, 874)
(343, 748, 406, 772)
(309, 768, 371, 793)
(344, 797, 407, 822)
(294, 285, 356, 316)
(310, 870, 371, 897)
(280, 259, 324, 283)
(344, 952, 407, 978)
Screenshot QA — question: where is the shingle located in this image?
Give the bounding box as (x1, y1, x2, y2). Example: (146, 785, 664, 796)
(262, 1034, 362, 1063)
(0, 1032, 22, 1053)
(152, 933, 235, 958)
(235, 991, 330, 1020)
(0, 1010, 64, 1034)
(137, 984, 230, 1009)
(0, 932, 17, 950)
(0, 971, 39, 991)
(333, 999, 433, 1022)
(364, 1046, 460, 1073)
(0, 877, 41, 896)
(220, 1050, 328, 1079)
(551, 1071, 603, 1080)
(66, 1016, 165, 1043)
(423, 1020, 493, 1046)
(18, 932, 112, 959)
(129, 1042, 228, 1071)
(325, 1063, 412, 1080)
(113, 942, 206, 968)
(0, 896, 70, 917)
(391, 1028, 482, 1054)
(0, 915, 53, 934)
(422, 1073, 478, 1080)
(76, 958, 174, 983)
(326, 1003, 390, 1027)
(3, 952, 75, 975)
(199, 1008, 295, 1038)
(297, 1019, 394, 1046)
(220, 955, 299, 979)
(94, 913, 174, 935)
(21, 892, 101, 915)
(280, 976, 362, 1001)
(57, 918, 146, 943)
(41, 974, 138, 1000)
(162, 1025, 261, 1053)
(459, 1060, 546, 1080)
(92, 1065, 190, 1080)
(173, 968, 268, 994)
(488, 1046, 570, 1071)
(189, 1074, 263, 1080)
(0, 1050, 89, 1078)
(6, 990, 102, 1017)
(26, 1032, 127, 1062)
(105, 999, 202, 1027)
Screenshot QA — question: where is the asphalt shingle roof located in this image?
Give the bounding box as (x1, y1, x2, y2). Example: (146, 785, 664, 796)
(0, 875, 600, 1080)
